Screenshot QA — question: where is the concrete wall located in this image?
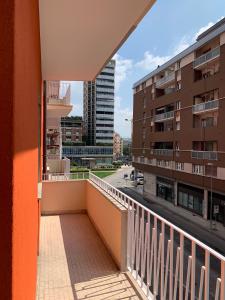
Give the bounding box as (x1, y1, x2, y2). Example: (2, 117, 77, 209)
(143, 172, 156, 197)
(41, 180, 127, 271)
(41, 181, 87, 214)
(86, 181, 127, 271)
(0, 0, 42, 299)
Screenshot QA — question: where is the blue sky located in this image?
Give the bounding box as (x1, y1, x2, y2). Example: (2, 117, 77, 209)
(70, 0, 224, 138)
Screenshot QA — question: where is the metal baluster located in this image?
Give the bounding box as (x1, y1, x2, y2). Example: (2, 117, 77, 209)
(204, 250, 210, 300)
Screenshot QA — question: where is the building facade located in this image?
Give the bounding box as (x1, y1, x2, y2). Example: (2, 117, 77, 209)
(113, 132, 123, 160)
(83, 60, 115, 146)
(46, 81, 72, 172)
(83, 60, 115, 164)
(61, 116, 83, 145)
(132, 18, 225, 226)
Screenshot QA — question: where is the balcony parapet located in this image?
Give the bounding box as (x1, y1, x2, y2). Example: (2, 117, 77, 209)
(155, 72, 175, 88)
(41, 173, 225, 299)
(151, 149, 173, 156)
(193, 46, 220, 69)
(192, 99, 219, 114)
(154, 111, 174, 122)
(191, 150, 218, 160)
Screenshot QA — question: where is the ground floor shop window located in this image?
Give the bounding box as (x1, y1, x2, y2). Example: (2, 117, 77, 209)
(178, 184, 203, 216)
(208, 192, 225, 226)
(156, 177, 174, 203)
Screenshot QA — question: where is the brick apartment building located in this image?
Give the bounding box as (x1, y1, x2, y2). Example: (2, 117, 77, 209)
(61, 116, 83, 145)
(132, 18, 225, 226)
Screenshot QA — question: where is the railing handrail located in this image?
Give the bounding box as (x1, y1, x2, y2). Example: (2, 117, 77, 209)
(89, 172, 225, 261)
(42, 172, 89, 181)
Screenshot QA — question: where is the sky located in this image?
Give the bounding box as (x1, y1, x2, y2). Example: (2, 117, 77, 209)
(69, 0, 224, 138)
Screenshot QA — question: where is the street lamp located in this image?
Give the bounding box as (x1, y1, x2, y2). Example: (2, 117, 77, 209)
(207, 162, 213, 230)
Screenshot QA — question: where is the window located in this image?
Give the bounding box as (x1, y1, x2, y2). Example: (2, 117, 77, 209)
(192, 164, 204, 175)
(175, 162, 184, 171)
(177, 81, 181, 91)
(142, 82, 146, 89)
(142, 128, 146, 139)
(143, 112, 146, 125)
(143, 97, 147, 108)
(176, 121, 180, 130)
(176, 101, 181, 110)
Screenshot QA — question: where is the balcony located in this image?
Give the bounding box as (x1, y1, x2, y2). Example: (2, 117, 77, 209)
(154, 111, 174, 122)
(152, 149, 173, 156)
(155, 72, 175, 88)
(193, 47, 220, 69)
(37, 173, 225, 300)
(192, 99, 219, 114)
(191, 150, 218, 160)
(47, 81, 73, 117)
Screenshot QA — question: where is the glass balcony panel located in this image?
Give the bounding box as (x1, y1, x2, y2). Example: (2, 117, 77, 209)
(192, 99, 219, 114)
(193, 47, 220, 68)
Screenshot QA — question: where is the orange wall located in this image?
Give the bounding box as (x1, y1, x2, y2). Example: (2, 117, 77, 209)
(0, 0, 42, 299)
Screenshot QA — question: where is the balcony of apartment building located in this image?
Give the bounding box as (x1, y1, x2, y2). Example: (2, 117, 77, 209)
(150, 141, 174, 157)
(192, 89, 219, 115)
(37, 173, 225, 300)
(154, 104, 175, 132)
(191, 141, 218, 161)
(194, 38, 220, 81)
(155, 66, 176, 98)
(47, 81, 73, 118)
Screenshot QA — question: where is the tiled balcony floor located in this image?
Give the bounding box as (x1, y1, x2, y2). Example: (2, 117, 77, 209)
(36, 214, 142, 300)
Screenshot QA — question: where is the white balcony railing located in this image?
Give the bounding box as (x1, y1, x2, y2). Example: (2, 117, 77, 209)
(155, 72, 175, 88)
(89, 173, 225, 300)
(43, 172, 89, 181)
(192, 150, 218, 160)
(152, 149, 173, 156)
(193, 47, 220, 69)
(154, 111, 174, 122)
(192, 99, 219, 114)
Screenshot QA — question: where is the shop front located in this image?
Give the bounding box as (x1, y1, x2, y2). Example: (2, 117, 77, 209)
(156, 177, 174, 203)
(207, 192, 225, 226)
(178, 183, 204, 216)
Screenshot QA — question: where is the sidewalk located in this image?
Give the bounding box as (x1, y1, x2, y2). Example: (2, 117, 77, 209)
(121, 185, 225, 255)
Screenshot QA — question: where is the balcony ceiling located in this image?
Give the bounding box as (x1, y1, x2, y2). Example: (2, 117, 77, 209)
(39, 0, 155, 81)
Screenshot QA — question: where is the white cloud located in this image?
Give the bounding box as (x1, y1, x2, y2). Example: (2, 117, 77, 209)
(193, 21, 214, 42)
(113, 53, 133, 91)
(173, 37, 190, 55)
(135, 16, 224, 72)
(193, 16, 224, 42)
(114, 96, 132, 137)
(136, 51, 170, 72)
